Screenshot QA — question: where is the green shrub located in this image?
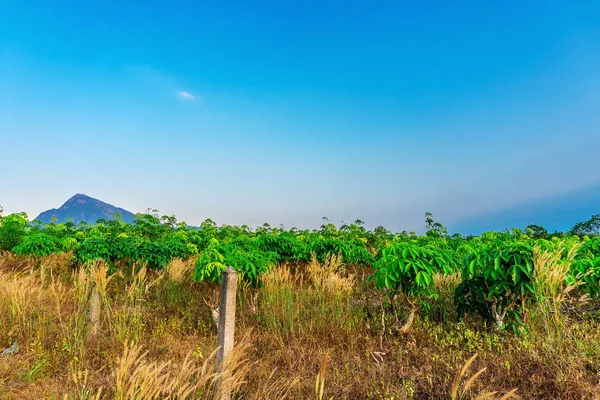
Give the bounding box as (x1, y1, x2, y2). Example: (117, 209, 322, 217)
(372, 242, 454, 307)
(570, 252, 600, 297)
(13, 233, 62, 257)
(193, 239, 277, 286)
(257, 233, 309, 262)
(134, 238, 198, 269)
(75, 236, 134, 264)
(309, 237, 374, 265)
(455, 240, 535, 331)
(0, 212, 29, 251)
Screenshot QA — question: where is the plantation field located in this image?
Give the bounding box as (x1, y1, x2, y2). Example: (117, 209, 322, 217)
(1, 211, 600, 398)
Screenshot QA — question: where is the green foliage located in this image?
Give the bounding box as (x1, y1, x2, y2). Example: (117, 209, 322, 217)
(61, 237, 80, 252)
(193, 239, 277, 286)
(309, 237, 374, 265)
(526, 224, 549, 238)
(424, 212, 448, 238)
(571, 214, 600, 236)
(0, 212, 29, 251)
(257, 233, 309, 262)
(75, 234, 197, 269)
(134, 238, 198, 269)
(131, 210, 178, 241)
(570, 256, 600, 297)
(579, 236, 600, 258)
(222, 244, 278, 285)
(569, 237, 600, 297)
(2, 204, 600, 332)
(13, 234, 62, 257)
(75, 236, 133, 264)
(455, 240, 535, 331)
(193, 239, 227, 283)
(372, 242, 454, 305)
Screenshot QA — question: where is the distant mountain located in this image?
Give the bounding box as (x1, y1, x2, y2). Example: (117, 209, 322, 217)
(35, 194, 136, 225)
(450, 183, 600, 235)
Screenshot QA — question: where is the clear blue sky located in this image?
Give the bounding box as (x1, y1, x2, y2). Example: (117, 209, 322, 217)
(1, 0, 599, 232)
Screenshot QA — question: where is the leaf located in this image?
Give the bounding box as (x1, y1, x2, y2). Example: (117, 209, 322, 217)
(518, 262, 531, 277)
(423, 271, 432, 286)
(415, 271, 423, 286)
(469, 259, 476, 275)
(494, 256, 501, 271)
(409, 247, 417, 258)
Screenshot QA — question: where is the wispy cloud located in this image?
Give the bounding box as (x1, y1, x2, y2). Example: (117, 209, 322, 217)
(178, 91, 197, 100)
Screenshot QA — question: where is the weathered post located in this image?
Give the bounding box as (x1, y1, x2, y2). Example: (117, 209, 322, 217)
(87, 259, 104, 344)
(88, 281, 101, 342)
(215, 266, 238, 400)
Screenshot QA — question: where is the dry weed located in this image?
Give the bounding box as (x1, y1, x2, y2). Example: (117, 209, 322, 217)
(451, 354, 518, 400)
(109, 330, 252, 399)
(165, 258, 194, 284)
(306, 254, 355, 295)
(533, 242, 583, 306)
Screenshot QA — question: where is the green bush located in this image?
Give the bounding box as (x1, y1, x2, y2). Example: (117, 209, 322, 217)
(372, 242, 453, 306)
(569, 238, 600, 297)
(193, 239, 277, 286)
(455, 240, 535, 331)
(13, 233, 62, 257)
(134, 238, 198, 269)
(257, 233, 309, 262)
(75, 236, 134, 264)
(0, 212, 29, 251)
(309, 237, 374, 265)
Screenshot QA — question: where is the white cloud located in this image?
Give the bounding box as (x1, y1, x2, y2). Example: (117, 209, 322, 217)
(178, 91, 197, 100)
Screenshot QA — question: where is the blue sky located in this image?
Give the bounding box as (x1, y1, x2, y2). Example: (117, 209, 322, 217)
(1, 0, 599, 232)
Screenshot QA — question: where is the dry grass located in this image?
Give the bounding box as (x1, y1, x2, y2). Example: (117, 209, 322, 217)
(531, 242, 591, 344)
(433, 272, 461, 298)
(110, 337, 248, 400)
(0, 251, 31, 274)
(262, 263, 296, 293)
(450, 353, 518, 400)
(306, 253, 355, 295)
(67, 331, 252, 400)
(165, 258, 195, 284)
(40, 251, 76, 276)
(431, 271, 462, 321)
(533, 242, 583, 306)
(259, 255, 360, 337)
(1, 251, 600, 399)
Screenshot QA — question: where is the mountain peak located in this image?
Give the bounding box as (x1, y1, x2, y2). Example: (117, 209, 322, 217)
(35, 194, 136, 225)
(65, 193, 94, 205)
(68, 193, 90, 200)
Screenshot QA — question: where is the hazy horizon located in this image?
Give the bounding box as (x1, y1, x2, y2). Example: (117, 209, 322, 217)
(2, 1, 599, 233)
(3, 186, 596, 236)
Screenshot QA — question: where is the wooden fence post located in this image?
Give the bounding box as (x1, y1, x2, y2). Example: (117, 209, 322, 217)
(215, 266, 238, 400)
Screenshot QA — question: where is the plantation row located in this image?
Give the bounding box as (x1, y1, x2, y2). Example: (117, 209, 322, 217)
(1, 209, 599, 332)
